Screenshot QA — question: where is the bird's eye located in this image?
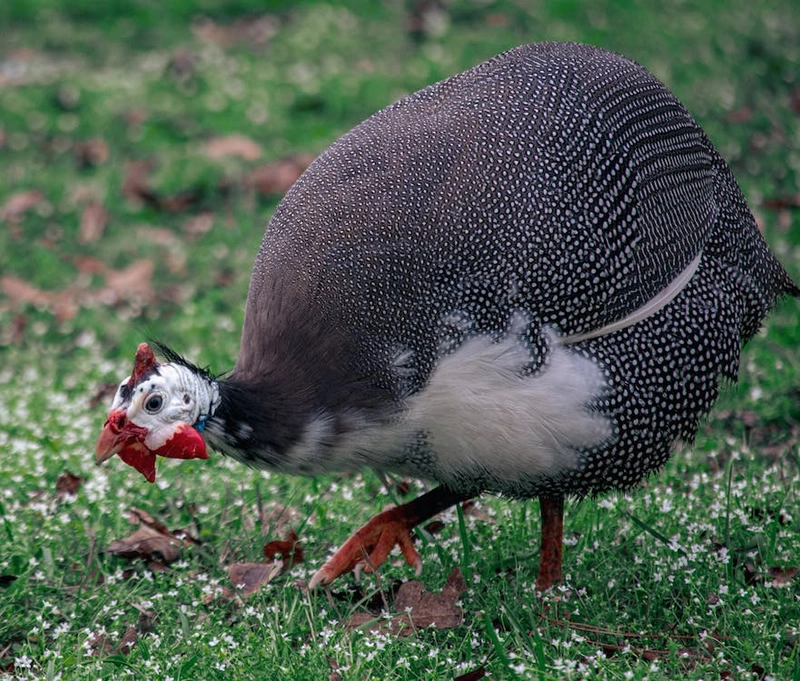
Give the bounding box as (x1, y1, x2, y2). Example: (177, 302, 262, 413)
(145, 393, 164, 413)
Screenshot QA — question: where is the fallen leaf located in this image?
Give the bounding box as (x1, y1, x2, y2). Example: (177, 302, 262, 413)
(1, 313, 27, 345)
(118, 626, 137, 655)
(454, 667, 487, 681)
(246, 155, 315, 195)
(0, 276, 80, 322)
(183, 212, 214, 238)
(763, 194, 800, 211)
(346, 568, 467, 636)
(133, 606, 156, 634)
(167, 48, 197, 82)
(126, 507, 168, 532)
(1, 275, 52, 308)
(103, 259, 155, 302)
(87, 631, 114, 656)
(394, 567, 466, 628)
(768, 566, 798, 587)
(82, 258, 155, 308)
(1, 190, 43, 222)
(228, 562, 283, 596)
(192, 15, 277, 47)
(123, 108, 147, 131)
(122, 160, 160, 208)
(105, 524, 183, 565)
(263, 529, 304, 568)
(123, 160, 202, 213)
(103, 508, 200, 569)
(79, 201, 108, 244)
(55, 471, 83, 498)
(74, 138, 109, 168)
(205, 134, 262, 161)
(725, 106, 754, 124)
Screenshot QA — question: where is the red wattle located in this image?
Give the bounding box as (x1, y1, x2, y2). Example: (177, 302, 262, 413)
(118, 442, 157, 483)
(153, 424, 209, 461)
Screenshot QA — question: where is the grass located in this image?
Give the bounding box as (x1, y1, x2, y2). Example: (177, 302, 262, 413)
(1, 0, 799, 678)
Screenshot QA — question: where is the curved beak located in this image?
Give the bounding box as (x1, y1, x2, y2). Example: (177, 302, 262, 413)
(96, 408, 157, 482)
(96, 409, 144, 463)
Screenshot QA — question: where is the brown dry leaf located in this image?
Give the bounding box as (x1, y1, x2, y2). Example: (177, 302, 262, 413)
(763, 194, 800, 211)
(122, 160, 202, 213)
(726, 106, 754, 124)
(394, 567, 466, 628)
(105, 524, 183, 565)
(160, 192, 202, 213)
(246, 155, 315, 195)
(1, 190, 43, 222)
(167, 48, 197, 82)
(55, 471, 83, 499)
(192, 15, 277, 47)
(122, 160, 160, 208)
(74, 138, 109, 168)
(118, 626, 138, 655)
(1, 313, 27, 345)
(0, 276, 80, 322)
(1, 275, 52, 308)
(226, 530, 304, 595)
(104, 508, 200, 568)
(346, 568, 467, 636)
(127, 507, 202, 547)
(126, 507, 168, 532)
(228, 562, 283, 596)
(768, 566, 798, 587)
(183, 212, 214, 238)
(454, 667, 487, 681)
(263, 529, 304, 569)
(100, 259, 155, 305)
(205, 134, 262, 161)
(87, 631, 114, 657)
(123, 108, 147, 131)
(133, 606, 157, 634)
(79, 201, 108, 244)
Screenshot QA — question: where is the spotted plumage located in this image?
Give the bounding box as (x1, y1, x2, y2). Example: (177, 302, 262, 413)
(230, 41, 795, 493)
(97, 42, 798, 589)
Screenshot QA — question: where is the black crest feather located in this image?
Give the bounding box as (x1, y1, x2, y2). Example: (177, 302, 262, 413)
(149, 340, 218, 381)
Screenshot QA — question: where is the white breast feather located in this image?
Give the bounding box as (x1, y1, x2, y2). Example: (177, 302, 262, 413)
(403, 329, 611, 487)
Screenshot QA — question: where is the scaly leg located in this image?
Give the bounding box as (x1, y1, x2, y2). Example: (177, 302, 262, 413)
(309, 486, 469, 589)
(535, 494, 565, 591)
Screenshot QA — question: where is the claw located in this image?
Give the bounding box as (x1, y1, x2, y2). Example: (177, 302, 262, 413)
(308, 486, 469, 589)
(309, 505, 422, 589)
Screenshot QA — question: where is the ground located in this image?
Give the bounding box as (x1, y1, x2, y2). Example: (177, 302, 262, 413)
(1, 1, 799, 679)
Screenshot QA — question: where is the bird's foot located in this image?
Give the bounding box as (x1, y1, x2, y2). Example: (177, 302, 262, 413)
(309, 505, 422, 589)
(309, 485, 470, 589)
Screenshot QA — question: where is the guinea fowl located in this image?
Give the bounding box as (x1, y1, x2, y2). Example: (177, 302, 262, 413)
(96, 42, 799, 591)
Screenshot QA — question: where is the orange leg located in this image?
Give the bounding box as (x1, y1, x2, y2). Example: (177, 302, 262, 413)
(535, 494, 565, 591)
(309, 486, 469, 589)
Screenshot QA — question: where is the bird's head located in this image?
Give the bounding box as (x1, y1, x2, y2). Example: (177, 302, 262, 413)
(96, 342, 220, 482)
